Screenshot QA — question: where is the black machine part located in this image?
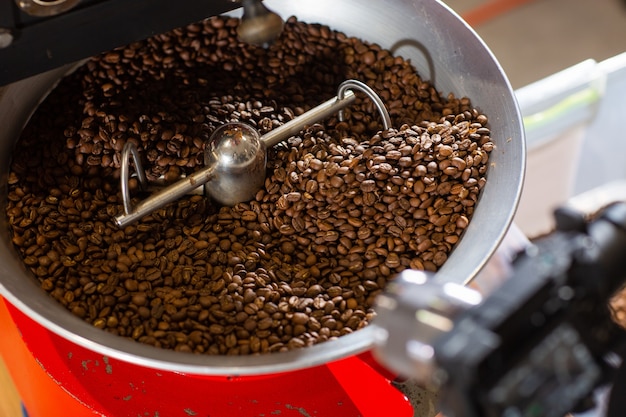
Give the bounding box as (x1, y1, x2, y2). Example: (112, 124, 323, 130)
(0, 0, 247, 86)
(373, 202, 626, 417)
(438, 202, 626, 417)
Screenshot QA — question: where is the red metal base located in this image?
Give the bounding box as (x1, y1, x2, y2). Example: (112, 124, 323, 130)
(1, 297, 413, 417)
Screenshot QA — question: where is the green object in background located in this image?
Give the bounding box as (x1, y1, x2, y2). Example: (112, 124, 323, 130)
(522, 88, 601, 131)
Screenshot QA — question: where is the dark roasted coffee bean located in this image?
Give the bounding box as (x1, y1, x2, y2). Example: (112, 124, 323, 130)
(6, 15, 494, 357)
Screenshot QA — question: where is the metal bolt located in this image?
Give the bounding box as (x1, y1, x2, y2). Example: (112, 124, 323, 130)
(0, 28, 13, 49)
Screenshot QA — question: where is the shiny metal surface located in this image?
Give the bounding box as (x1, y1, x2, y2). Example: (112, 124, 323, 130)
(0, 0, 525, 375)
(261, 80, 392, 147)
(115, 148, 218, 228)
(203, 122, 265, 206)
(237, 0, 285, 45)
(119, 141, 150, 216)
(115, 80, 389, 223)
(336, 80, 391, 130)
(371, 270, 482, 386)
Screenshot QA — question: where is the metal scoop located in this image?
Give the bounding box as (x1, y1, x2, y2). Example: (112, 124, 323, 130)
(114, 79, 391, 228)
(236, 0, 285, 46)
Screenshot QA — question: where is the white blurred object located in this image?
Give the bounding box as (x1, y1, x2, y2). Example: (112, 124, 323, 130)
(573, 52, 626, 196)
(514, 58, 605, 238)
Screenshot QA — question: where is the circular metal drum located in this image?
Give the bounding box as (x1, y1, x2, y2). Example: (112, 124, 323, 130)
(0, 0, 525, 415)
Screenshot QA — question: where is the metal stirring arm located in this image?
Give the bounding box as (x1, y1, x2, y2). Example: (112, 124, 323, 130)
(114, 79, 391, 228)
(116, 144, 217, 227)
(261, 79, 391, 148)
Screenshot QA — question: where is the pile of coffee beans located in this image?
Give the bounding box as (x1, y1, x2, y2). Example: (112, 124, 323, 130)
(6, 16, 493, 355)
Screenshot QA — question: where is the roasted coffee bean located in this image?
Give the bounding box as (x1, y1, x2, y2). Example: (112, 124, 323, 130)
(7, 15, 494, 356)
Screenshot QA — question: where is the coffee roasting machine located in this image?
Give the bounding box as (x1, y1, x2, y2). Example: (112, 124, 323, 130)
(4, 1, 626, 417)
(0, 0, 278, 85)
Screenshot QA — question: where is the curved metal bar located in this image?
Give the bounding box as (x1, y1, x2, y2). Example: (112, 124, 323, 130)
(115, 164, 215, 228)
(120, 141, 148, 216)
(114, 79, 391, 228)
(115, 141, 216, 228)
(337, 79, 392, 130)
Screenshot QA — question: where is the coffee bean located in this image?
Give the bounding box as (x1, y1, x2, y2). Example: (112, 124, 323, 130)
(7, 15, 494, 356)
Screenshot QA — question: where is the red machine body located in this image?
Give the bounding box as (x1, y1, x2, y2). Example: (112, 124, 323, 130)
(1, 297, 413, 417)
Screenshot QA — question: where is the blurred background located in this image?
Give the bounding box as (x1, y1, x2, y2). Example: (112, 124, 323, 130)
(443, 0, 626, 89)
(442, 0, 626, 240)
